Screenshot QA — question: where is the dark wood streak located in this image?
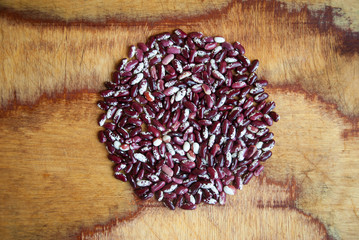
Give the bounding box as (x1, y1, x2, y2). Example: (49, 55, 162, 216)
(77, 203, 147, 240)
(77, 174, 332, 239)
(267, 85, 359, 124)
(0, 89, 98, 116)
(0, 1, 235, 27)
(0, 0, 357, 54)
(303, 5, 359, 55)
(257, 176, 333, 240)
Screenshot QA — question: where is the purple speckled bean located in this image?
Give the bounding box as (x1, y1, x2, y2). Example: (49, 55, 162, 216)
(99, 30, 280, 209)
(243, 172, 254, 185)
(147, 125, 161, 138)
(151, 181, 166, 192)
(269, 111, 280, 122)
(259, 151, 272, 162)
(162, 54, 175, 65)
(125, 59, 139, 72)
(253, 165, 264, 176)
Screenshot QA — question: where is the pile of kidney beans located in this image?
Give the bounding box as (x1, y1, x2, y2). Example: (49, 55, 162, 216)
(97, 29, 280, 210)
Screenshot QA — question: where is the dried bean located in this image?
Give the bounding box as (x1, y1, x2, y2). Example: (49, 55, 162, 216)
(99, 30, 279, 209)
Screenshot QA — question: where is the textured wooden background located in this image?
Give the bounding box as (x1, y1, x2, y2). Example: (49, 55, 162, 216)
(0, 0, 358, 239)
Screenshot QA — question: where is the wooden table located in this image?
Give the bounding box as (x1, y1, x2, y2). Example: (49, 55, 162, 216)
(0, 0, 358, 239)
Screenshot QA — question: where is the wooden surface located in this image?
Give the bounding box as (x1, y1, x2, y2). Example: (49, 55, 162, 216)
(0, 0, 358, 239)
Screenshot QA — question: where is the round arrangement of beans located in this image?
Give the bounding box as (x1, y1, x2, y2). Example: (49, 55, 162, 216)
(97, 29, 280, 210)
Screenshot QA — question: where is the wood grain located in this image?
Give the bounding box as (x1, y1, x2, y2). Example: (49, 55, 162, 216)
(0, 0, 358, 239)
(0, 0, 232, 23)
(1, 0, 358, 31)
(0, 93, 139, 239)
(1, 1, 358, 116)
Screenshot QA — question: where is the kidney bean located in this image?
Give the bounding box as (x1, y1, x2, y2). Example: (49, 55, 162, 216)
(269, 111, 280, 122)
(193, 131, 202, 144)
(147, 125, 161, 138)
(138, 114, 150, 125)
(209, 121, 221, 135)
(248, 160, 259, 172)
(176, 54, 189, 65)
(247, 124, 259, 134)
(263, 114, 273, 126)
(99, 30, 280, 209)
(249, 112, 263, 121)
(204, 94, 214, 108)
(256, 128, 269, 137)
(262, 140, 275, 152)
(170, 109, 180, 125)
(226, 89, 241, 99)
(251, 120, 267, 129)
(192, 92, 200, 105)
(171, 102, 181, 112)
(261, 102, 275, 115)
(143, 105, 155, 118)
(228, 107, 242, 121)
(98, 131, 108, 143)
(155, 109, 165, 120)
(223, 140, 234, 155)
(204, 110, 217, 120)
(259, 151, 272, 162)
(247, 59, 259, 73)
(254, 92, 269, 102)
(183, 101, 197, 112)
(171, 136, 183, 146)
(243, 106, 256, 117)
(152, 119, 166, 132)
(127, 118, 142, 127)
(228, 126, 236, 140)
